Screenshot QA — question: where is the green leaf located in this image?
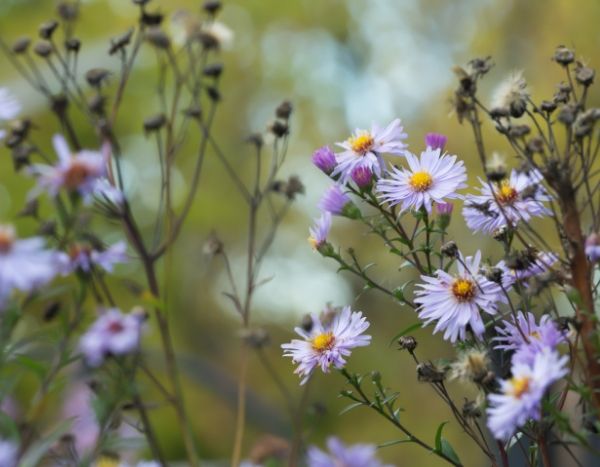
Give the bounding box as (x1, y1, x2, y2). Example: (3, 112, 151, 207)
(440, 439, 462, 465)
(434, 421, 448, 452)
(339, 402, 363, 416)
(378, 438, 416, 448)
(389, 322, 421, 346)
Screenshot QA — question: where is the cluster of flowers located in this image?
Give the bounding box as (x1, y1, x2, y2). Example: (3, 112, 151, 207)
(282, 117, 581, 454)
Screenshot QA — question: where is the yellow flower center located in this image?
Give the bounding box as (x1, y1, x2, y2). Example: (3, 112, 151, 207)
(509, 376, 531, 399)
(350, 133, 374, 155)
(312, 331, 335, 352)
(409, 171, 433, 192)
(64, 161, 92, 190)
(452, 278, 475, 302)
(496, 181, 518, 204)
(0, 227, 15, 253)
(95, 458, 120, 467)
(529, 331, 540, 340)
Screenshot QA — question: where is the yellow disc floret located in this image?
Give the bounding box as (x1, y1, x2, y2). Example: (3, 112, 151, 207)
(350, 132, 374, 155)
(312, 331, 335, 352)
(451, 278, 475, 302)
(509, 376, 531, 399)
(496, 180, 518, 204)
(409, 171, 433, 192)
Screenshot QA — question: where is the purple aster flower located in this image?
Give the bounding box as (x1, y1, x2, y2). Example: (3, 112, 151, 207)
(424, 132, 447, 151)
(376, 147, 467, 214)
(494, 311, 566, 365)
(307, 437, 393, 467)
(462, 170, 551, 234)
(0, 439, 18, 467)
(308, 212, 332, 250)
(79, 308, 145, 367)
(0, 88, 20, 121)
(317, 185, 360, 218)
(29, 135, 108, 202)
(0, 225, 62, 305)
(586, 233, 600, 262)
(415, 251, 504, 342)
(332, 119, 409, 184)
(62, 241, 128, 274)
(486, 348, 568, 441)
(281, 306, 371, 384)
(351, 166, 373, 188)
(312, 146, 337, 175)
(496, 251, 558, 288)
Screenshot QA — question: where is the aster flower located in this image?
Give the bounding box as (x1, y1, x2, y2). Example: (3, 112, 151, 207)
(494, 311, 566, 365)
(462, 170, 551, 234)
(351, 166, 373, 188)
(332, 119, 408, 184)
(586, 233, 600, 262)
(61, 241, 128, 274)
(318, 185, 360, 218)
(486, 348, 568, 441)
(281, 306, 371, 384)
(79, 308, 145, 367)
(307, 437, 393, 467)
(29, 134, 108, 202)
(377, 147, 467, 214)
(415, 251, 504, 342)
(0, 225, 62, 304)
(424, 132, 447, 151)
(496, 251, 558, 288)
(312, 146, 337, 175)
(0, 439, 18, 467)
(308, 212, 332, 250)
(0, 88, 20, 121)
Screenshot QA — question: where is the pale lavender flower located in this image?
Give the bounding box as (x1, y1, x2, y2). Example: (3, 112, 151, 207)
(62, 241, 128, 274)
(318, 185, 352, 215)
(494, 311, 566, 365)
(307, 437, 393, 467)
(496, 251, 558, 288)
(377, 147, 467, 213)
(351, 166, 373, 188)
(486, 348, 568, 440)
(436, 201, 454, 216)
(415, 251, 504, 342)
(0, 225, 62, 304)
(308, 212, 331, 250)
(586, 233, 600, 262)
(62, 383, 100, 457)
(0, 88, 20, 120)
(424, 132, 447, 151)
(462, 170, 551, 234)
(332, 119, 408, 184)
(0, 439, 18, 467)
(80, 308, 144, 367)
(281, 306, 371, 384)
(312, 146, 337, 175)
(30, 135, 108, 202)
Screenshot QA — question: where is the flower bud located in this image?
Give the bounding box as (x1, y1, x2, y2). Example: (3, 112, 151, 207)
(350, 166, 372, 189)
(312, 146, 336, 175)
(39, 20, 59, 40)
(11, 37, 31, 54)
(435, 202, 453, 229)
(424, 132, 447, 151)
(33, 41, 53, 58)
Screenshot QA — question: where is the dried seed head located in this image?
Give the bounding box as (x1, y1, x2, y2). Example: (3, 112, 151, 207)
(245, 133, 263, 149)
(527, 136, 545, 154)
(57, 2, 78, 21)
(484, 267, 504, 284)
(490, 71, 528, 118)
(143, 113, 167, 132)
(240, 328, 270, 349)
(65, 38, 81, 53)
(449, 348, 490, 384)
(51, 94, 69, 116)
(206, 86, 221, 102)
(145, 27, 170, 49)
(43, 302, 61, 322)
(540, 100, 556, 113)
(202, 231, 223, 256)
(85, 68, 111, 88)
(467, 56, 493, 77)
(183, 105, 202, 120)
(575, 63, 595, 87)
(109, 29, 134, 55)
(441, 240, 458, 258)
(558, 104, 578, 125)
(300, 314, 314, 333)
(39, 20, 59, 40)
(270, 121, 289, 138)
(203, 1, 222, 15)
(417, 362, 446, 383)
(203, 63, 223, 78)
(11, 37, 31, 54)
(553, 45, 575, 66)
(397, 335, 417, 352)
(88, 95, 106, 115)
(33, 41, 53, 58)
(485, 152, 507, 182)
(284, 175, 305, 200)
(133, 0, 152, 5)
(276, 101, 293, 120)
(462, 399, 482, 419)
(141, 11, 164, 26)
(508, 124, 530, 138)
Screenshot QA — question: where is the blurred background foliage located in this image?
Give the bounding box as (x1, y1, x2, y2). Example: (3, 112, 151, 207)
(1, 0, 599, 465)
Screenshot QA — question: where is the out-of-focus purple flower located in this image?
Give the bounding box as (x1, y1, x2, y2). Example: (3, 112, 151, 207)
(0, 439, 18, 467)
(318, 185, 360, 218)
(0, 88, 20, 121)
(351, 166, 373, 188)
(496, 251, 558, 288)
(586, 233, 600, 262)
(312, 146, 337, 175)
(415, 251, 504, 342)
(307, 437, 393, 467)
(0, 225, 62, 305)
(61, 241, 128, 274)
(62, 383, 100, 457)
(462, 170, 551, 235)
(494, 311, 566, 365)
(332, 119, 409, 184)
(436, 201, 454, 216)
(80, 308, 145, 367)
(281, 306, 371, 384)
(29, 135, 108, 203)
(94, 178, 125, 207)
(308, 212, 332, 250)
(424, 132, 447, 151)
(486, 348, 568, 441)
(376, 147, 467, 213)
